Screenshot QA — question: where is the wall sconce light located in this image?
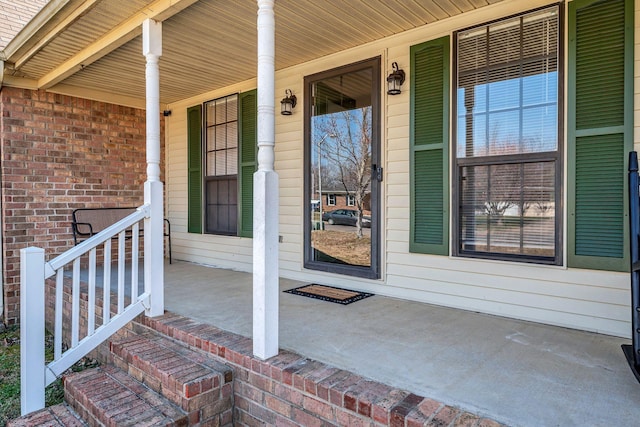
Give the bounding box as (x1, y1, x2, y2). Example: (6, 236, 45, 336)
(280, 89, 297, 115)
(387, 62, 405, 95)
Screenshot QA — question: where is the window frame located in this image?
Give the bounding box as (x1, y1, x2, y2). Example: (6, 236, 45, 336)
(303, 56, 382, 280)
(203, 93, 240, 235)
(327, 194, 336, 206)
(451, 4, 565, 265)
(347, 194, 355, 206)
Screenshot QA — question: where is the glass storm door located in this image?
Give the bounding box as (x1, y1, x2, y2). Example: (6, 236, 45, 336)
(304, 57, 381, 279)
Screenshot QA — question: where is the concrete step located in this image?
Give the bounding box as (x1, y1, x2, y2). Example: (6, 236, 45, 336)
(64, 365, 188, 426)
(109, 332, 234, 424)
(7, 403, 87, 427)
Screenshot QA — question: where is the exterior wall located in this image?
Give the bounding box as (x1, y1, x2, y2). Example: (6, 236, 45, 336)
(321, 193, 371, 214)
(0, 87, 161, 325)
(165, 0, 633, 338)
(324, 194, 350, 211)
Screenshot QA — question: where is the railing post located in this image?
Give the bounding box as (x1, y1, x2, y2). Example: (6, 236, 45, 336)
(142, 18, 164, 317)
(20, 247, 45, 415)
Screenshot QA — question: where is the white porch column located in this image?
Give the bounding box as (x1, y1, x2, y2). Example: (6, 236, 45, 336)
(142, 18, 164, 317)
(253, 0, 279, 360)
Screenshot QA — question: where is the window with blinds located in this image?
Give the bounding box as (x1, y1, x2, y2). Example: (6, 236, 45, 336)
(454, 5, 562, 263)
(204, 94, 239, 235)
(187, 91, 256, 237)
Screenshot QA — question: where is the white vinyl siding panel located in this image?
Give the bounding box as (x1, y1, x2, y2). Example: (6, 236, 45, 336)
(162, 0, 633, 338)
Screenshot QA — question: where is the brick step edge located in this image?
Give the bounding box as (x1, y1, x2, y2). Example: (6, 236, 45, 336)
(7, 403, 88, 427)
(64, 365, 188, 426)
(137, 312, 507, 427)
(109, 332, 234, 419)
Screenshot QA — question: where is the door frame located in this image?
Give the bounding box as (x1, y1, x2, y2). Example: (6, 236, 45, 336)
(302, 56, 381, 280)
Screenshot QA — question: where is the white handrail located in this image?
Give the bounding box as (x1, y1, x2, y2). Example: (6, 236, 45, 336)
(20, 204, 152, 416)
(44, 205, 149, 276)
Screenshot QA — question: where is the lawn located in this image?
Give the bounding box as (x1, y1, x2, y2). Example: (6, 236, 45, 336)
(0, 325, 23, 424)
(0, 325, 97, 425)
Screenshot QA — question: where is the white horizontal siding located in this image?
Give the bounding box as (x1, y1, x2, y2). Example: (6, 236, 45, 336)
(163, 0, 634, 338)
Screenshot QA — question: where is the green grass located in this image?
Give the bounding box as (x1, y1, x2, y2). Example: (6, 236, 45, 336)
(0, 326, 22, 424)
(0, 326, 97, 425)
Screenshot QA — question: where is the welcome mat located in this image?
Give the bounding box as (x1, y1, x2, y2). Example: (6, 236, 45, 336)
(284, 284, 373, 305)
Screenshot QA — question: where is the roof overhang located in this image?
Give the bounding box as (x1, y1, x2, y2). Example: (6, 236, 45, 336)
(1, 0, 505, 106)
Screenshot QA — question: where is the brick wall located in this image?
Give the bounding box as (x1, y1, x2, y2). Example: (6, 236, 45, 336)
(321, 193, 371, 215)
(324, 193, 352, 212)
(0, 87, 164, 325)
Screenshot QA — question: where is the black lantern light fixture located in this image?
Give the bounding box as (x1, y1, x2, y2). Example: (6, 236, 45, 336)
(387, 62, 405, 95)
(280, 89, 297, 115)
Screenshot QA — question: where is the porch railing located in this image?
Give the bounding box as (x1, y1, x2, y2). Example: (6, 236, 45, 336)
(20, 204, 153, 415)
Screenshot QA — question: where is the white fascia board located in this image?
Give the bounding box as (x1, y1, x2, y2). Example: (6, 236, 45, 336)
(1, 0, 71, 61)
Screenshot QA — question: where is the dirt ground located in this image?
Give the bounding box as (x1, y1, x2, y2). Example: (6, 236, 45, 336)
(311, 230, 371, 266)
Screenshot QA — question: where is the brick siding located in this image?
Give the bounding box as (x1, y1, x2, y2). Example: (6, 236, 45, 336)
(322, 193, 371, 215)
(0, 87, 164, 325)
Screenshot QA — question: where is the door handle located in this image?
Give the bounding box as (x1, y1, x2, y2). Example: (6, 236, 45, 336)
(372, 164, 383, 182)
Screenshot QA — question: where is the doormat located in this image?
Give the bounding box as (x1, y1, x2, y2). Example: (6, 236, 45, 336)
(284, 284, 373, 305)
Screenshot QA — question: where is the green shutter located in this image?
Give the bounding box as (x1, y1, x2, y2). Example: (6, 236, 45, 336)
(568, 0, 633, 271)
(187, 104, 202, 234)
(410, 36, 450, 255)
(239, 90, 257, 238)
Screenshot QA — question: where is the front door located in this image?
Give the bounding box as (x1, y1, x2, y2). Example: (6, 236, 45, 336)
(303, 57, 381, 279)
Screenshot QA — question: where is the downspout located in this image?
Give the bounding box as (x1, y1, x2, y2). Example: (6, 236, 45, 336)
(0, 60, 3, 324)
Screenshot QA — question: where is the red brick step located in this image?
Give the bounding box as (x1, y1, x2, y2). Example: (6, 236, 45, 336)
(7, 403, 87, 427)
(64, 365, 187, 427)
(109, 332, 233, 424)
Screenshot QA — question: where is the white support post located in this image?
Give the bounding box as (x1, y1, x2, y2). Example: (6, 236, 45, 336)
(253, 0, 279, 360)
(20, 247, 45, 415)
(142, 18, 164, 317)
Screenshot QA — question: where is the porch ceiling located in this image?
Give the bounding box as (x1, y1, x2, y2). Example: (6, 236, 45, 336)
(1, 0, 504, 106)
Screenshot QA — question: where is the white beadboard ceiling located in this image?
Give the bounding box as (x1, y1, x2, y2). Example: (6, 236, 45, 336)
(2, 0, 504, 105)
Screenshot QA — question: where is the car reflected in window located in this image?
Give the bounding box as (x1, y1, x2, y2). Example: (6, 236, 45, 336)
(321, 209, 371, 228)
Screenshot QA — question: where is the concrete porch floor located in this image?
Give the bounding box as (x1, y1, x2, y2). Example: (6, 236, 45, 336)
(162, 260, 640, 427)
